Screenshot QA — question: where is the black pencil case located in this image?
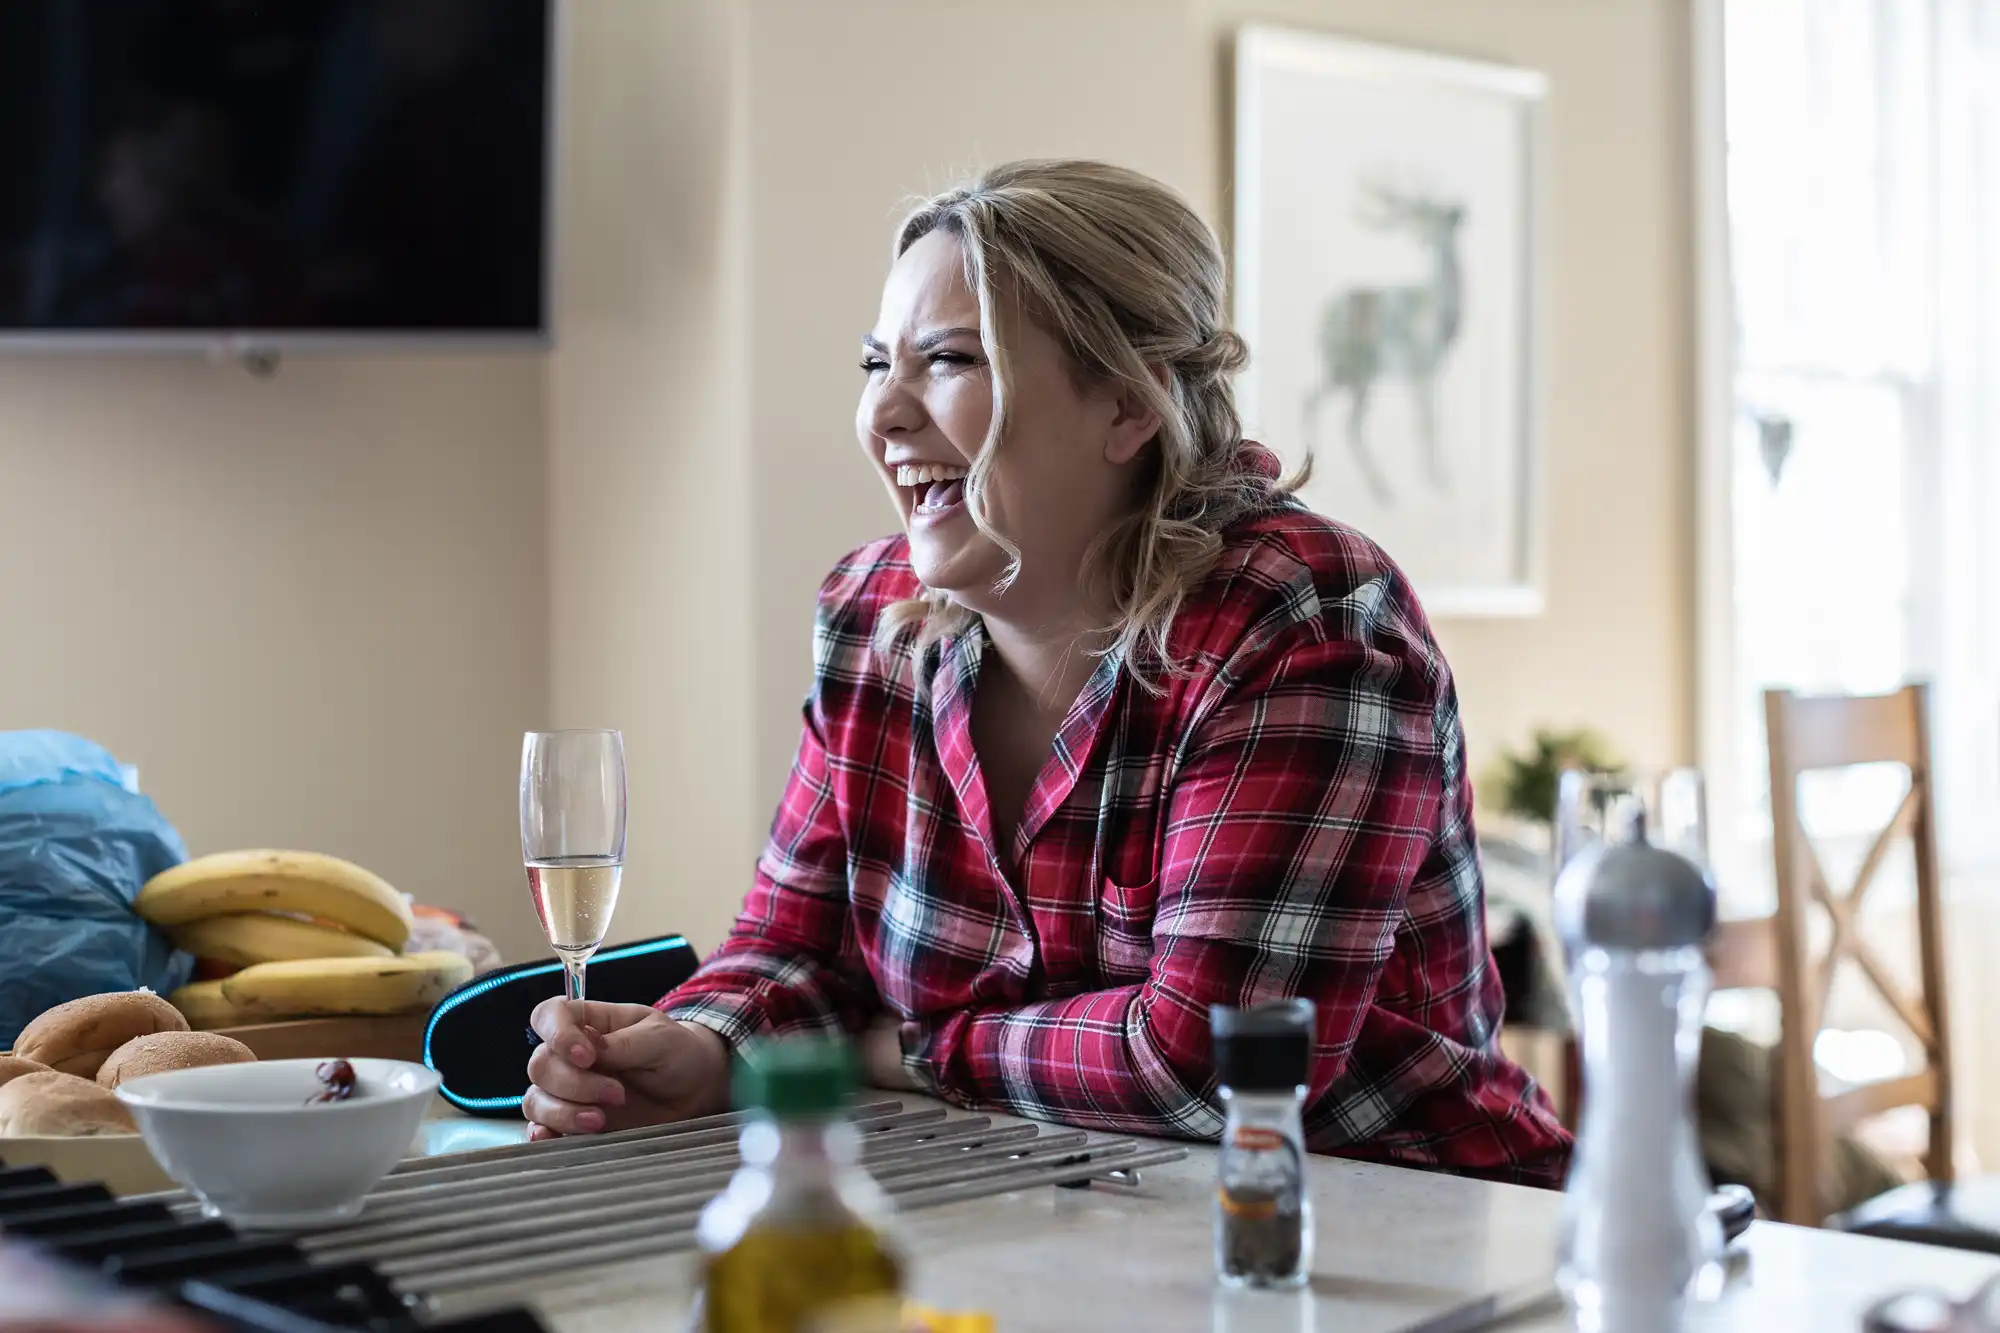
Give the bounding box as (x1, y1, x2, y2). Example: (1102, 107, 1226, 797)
(421, 934, 701, 1117)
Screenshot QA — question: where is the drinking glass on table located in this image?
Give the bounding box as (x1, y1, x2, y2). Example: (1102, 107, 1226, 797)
(520, 729, 626, 1003)
(1554, 766, 1710, 879)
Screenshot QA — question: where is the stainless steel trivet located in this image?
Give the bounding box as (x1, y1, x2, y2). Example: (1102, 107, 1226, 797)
(131, 1101, 1187, 1300)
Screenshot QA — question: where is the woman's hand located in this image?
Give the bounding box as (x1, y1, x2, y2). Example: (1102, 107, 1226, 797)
(860, 1014, 921, 1092)
(524, 1000, 732, 1141)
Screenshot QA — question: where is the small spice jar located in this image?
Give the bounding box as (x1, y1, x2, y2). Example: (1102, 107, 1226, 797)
(1210, 998, 1314, 1290)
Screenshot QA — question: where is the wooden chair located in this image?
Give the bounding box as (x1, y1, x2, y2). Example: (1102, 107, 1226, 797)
(1707, 684, 1985, 1242)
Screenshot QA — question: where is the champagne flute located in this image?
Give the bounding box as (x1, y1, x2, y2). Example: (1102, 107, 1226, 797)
(520, 730, 627, 1003)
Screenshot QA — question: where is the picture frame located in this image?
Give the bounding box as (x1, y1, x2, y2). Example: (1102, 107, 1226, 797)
(1232, 26, 1548, 616)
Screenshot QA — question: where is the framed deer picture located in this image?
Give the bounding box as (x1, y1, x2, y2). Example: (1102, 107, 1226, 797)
(1232, 26, 1547, 616)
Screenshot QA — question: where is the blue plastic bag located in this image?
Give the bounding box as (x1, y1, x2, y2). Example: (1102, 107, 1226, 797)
(0, 731, 192, 1047)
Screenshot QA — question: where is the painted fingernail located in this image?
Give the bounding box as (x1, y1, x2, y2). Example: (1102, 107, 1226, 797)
(571, 1044, 591, 1064)
(577, 1109, 605, 1132)
(603, 1083, 626, 1107)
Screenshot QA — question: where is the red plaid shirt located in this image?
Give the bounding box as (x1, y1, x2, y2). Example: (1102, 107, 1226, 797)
(664, 503, 1571, 1186)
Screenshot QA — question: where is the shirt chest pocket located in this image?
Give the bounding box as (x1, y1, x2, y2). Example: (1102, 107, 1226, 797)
(1095, 873, 1160, 984)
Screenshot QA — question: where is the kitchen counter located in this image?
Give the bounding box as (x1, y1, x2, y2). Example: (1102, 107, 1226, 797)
(429, 1097, 2000, 1332)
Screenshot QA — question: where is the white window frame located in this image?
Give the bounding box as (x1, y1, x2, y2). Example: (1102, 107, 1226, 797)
(1695, 0, 1950, 910)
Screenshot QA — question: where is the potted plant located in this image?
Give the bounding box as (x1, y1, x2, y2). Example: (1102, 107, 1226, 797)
(1487, 727, 1625, 831)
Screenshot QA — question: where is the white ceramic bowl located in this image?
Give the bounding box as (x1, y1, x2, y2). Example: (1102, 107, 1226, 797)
(115, 1057, 440, 1229)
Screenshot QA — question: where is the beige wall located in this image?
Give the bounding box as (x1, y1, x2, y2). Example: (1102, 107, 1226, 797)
(0, 0, 1696, 965)
(735, 0, 1697, 828)
(1195, 0, 1697, 784)
(547, 0, 758, 953)
(0, 356, 549, 960)
(741, 0, 1213, 813)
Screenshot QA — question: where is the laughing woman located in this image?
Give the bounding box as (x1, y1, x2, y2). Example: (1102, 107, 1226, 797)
(524, 160, 1570, 1186)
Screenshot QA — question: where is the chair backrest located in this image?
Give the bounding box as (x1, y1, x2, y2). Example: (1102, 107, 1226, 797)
(1754, 684, 1953, 1226)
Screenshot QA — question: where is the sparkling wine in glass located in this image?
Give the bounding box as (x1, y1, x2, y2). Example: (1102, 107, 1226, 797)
(520, 730, 627, 1002)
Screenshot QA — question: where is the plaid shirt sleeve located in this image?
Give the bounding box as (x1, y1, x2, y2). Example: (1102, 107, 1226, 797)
(901, 616, 1447, 1140)
(658, 697, 879, 1046)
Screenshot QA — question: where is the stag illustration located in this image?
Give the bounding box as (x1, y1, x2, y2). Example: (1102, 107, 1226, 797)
(1301, 181, 1467, 507)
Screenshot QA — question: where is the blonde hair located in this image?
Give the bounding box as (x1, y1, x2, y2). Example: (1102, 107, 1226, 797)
(878, 159, 1303, 688)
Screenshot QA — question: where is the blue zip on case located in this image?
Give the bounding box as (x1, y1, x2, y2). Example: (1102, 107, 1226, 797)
(422, 934, 700, 1117)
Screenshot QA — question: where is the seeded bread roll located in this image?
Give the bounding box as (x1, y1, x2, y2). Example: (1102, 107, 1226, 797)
(14, 991, 190, 1079)
(98, 1030, 257, 1090)
(0, 1070, 137, 1136)
(0, 1055, 52, 1090)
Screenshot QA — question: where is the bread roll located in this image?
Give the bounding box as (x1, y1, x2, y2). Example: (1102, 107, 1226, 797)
(0, 1055, 52, 1090)
(0, 1070, 137, 1136)
(14, 991, 190, 1078)
(98, 1030, 256, 1090)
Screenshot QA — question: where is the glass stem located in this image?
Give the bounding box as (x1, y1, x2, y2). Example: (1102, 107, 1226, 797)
(564, 955, 587, 1004)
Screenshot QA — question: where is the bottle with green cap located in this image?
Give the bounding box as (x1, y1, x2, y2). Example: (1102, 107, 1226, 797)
(695, 1035, 905, 1333)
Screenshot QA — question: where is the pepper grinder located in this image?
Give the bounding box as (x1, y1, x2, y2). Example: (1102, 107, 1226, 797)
(1553, 795, 1724, 1333)
(1211, 998, 1314, 1291)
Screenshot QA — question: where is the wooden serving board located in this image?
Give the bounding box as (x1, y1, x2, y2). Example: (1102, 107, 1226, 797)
(1, 1013, 432, 1197)
(207, 1013, 430, 1063)
(0, 1132, 175, 1195)
(3, 1013, 430, 1066)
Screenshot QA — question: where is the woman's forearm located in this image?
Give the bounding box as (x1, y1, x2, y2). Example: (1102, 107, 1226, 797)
(898, 980, 1311, 1138)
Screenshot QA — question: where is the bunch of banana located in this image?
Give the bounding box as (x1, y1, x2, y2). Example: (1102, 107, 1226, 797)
(136, 850, 413, 948)
(166, 980, 243, 1030)
(170, 914, 394, 968)
(217, 952, 474, 1020)
(138, 851, 467, 1028)
(167, 951, 474, 1028)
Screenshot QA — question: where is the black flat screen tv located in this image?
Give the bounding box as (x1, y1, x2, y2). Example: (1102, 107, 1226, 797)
(0, 0, 552, 345)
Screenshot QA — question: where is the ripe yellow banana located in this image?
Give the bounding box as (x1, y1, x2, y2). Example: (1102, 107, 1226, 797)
(168, 980, 249, 1031)
(168, 913, 393, 966)
(219, 952, 473, 1019)
(135, 851, 414, 950)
